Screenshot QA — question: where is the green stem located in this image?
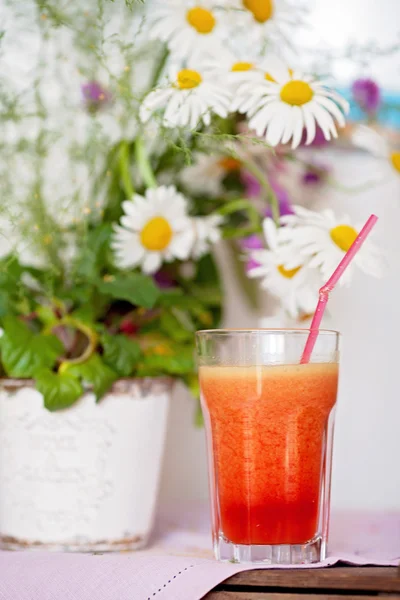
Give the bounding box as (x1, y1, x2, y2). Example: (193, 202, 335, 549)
(119, 141, 135, 198)
(134, 136, 157, 188)
(150, 47, 169, 90)
(241, 158, 280, 225)
(46, 316, 99, 371)
(222, 226, 258, 240)
(217, 199, 262, 232)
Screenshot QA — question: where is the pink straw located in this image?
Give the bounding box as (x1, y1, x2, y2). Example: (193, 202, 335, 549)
(301, 214, 378, 364)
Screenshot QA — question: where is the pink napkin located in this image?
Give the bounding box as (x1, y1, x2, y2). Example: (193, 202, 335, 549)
(0, 507, 398, 600)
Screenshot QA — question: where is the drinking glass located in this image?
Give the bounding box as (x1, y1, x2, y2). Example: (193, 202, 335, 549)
(196, 329, 340, 564)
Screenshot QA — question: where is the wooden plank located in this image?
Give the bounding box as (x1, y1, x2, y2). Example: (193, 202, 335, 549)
(223, 566, 400, 593)
(205, 593, 400, 600)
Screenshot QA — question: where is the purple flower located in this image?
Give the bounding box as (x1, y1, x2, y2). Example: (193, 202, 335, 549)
(245, 257, 261, 273)
(81, 81, 111, 112)
(240, 234, 264, 251)
(241, 170, 262, 198)
(265, 179, 294, 218)
(352, 78, 381, 115)
(242, 169, 294, 218)
(303, 171, 321, 185)
(300, 125, 329, 148)
(153, 269, 175, 289)
(302, 166, 328, 185)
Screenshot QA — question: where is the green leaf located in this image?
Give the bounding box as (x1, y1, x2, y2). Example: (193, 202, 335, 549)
(0, 294, 10, 318)
(158, 290, 203, 312)
(137, 347, 194, 377)
(0, 316, 64, 377)
(102, 333, 141, 377)
(36, 368, 83, 412)
(0, 256, 24, 291)
(97, 273, 160, 309)
(195, 254, 219, 286)
(36, 305, 58, 327)
(190, 285, 222, 307)
(65, 354, 118, 401)
(74, 224, 112, 281)
(159, 310, 194, 342)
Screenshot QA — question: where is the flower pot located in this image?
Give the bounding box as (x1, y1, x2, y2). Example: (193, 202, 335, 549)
(0, 377, 172, 551)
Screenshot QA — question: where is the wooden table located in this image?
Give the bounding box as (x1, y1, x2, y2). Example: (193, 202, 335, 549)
(204, 566, 400, 599)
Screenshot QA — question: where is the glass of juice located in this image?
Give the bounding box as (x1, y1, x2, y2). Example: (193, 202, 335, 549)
(196, 329, 340, 564)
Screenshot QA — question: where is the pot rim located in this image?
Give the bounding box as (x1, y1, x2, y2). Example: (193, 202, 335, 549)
(0, 376, 174, 394)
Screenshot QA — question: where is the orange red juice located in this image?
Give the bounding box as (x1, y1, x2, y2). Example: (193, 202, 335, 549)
(199, 363, 338, 546)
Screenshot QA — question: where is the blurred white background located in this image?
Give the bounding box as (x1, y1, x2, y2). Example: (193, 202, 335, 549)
(159, 0, 400, 512)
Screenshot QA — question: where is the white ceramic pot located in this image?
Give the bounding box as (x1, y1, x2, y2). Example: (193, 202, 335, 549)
(0, 377, 171, 551)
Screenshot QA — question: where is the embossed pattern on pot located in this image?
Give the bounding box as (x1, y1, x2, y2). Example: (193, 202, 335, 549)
(0, 379, 171, 551)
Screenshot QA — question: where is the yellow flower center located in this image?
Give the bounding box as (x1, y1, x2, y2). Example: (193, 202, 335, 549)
(186, 6, 216, 34)
(232, 61, 253, 72)
(299, 312, 314, 322)
(218, 156, 242, 171)
(280, 80, 314, 106)
(330, 225, 358, 252)
(390, 151, 400, 173)
(176, 69, 203, 89)
(243, 0, 274, 23)
(140, 217, 173, 251)
(277, 265, 301, 279)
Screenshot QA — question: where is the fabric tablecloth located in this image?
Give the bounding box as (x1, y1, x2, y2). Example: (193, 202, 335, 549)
(0, 505, 398, 600)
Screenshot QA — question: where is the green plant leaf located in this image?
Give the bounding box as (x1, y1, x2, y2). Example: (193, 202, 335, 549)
(159, 310, 194, 342)
(65, 354, 118, 401)
(74, 224, 112, 281)
(35, 368, 83, 412)
(0, 316, 64, 377)
(0, 256, 24, 291)
(97, 273, 160, 309)
(36, 305, 58, 327)
(158, 290, 203, 312)
(137, 347, 195, 377)
(101, 333, 141, 377)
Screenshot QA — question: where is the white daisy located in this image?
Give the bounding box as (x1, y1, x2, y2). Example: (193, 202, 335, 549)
(248, 219, 321, 318)
(280, 206, 384, 284)
(180, 152, 242, 196)
(191, 214, 224, 258)
(112, 185, 195, 275)
(147, 0, 224, 60)
(225, 0, 307, 50)
(201, 43, 278, 90)
(233, 59, 349, 149)
(352, 125, 400, 178)
(140, 63, 232, 129)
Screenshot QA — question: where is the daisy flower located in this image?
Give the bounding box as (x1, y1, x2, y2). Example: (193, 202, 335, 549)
(352, 125, 400, 178)
(180, 152, 242, 196)
(147, 0, 224, 60)
(233, 60, 349, 149)
(248, 218, 321, 318)
(280, 206, 384, 284)
(191, 214, 224, 258)
(112, 186, 194, 275)
(225, 0, 307, 50)
(201, 43, 278, 91)
(140, 63, 232, 129)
